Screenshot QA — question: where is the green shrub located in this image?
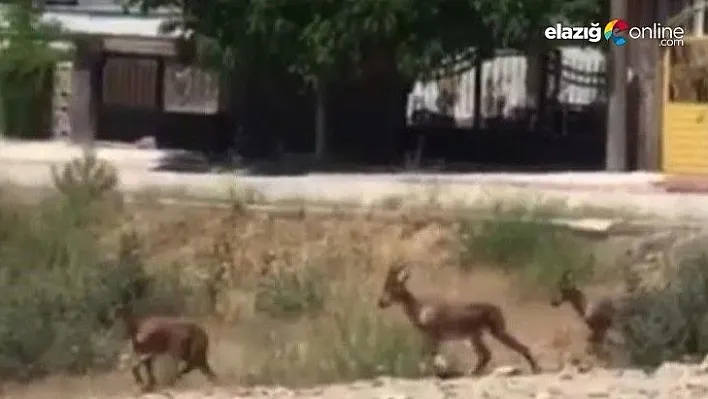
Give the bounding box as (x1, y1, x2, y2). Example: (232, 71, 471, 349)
(0, 160, 184, 380)
(457, 205, 591, 287)
(459, 218, 556, 267)
(0, 2, 66, 138)
(51, 152, 120, 209)
(0, 202, 130, 378)
(620, 255, 708, 368)
(254, 262, 328, 320)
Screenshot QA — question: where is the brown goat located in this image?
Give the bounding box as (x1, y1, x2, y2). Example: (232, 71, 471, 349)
(550, 271, 624, 354)
(377, 264, 540, 376)
(113, 304, 217, 392)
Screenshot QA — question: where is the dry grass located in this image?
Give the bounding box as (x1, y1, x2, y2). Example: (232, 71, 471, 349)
(100, 202, 605, 385)
(2, 195, 623, 397)
(0, 156, 634, 397)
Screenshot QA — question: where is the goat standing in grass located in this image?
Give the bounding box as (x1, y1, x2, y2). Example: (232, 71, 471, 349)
(112, 303, 217, 392)
(377, 263, 540, 376)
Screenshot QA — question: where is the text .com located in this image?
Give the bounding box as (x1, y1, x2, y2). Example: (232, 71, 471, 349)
(544, 19, 684, 47)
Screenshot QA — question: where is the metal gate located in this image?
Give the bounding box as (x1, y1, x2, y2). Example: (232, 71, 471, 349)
(102, 57, 158, 108)
(99, 56, 160, 141)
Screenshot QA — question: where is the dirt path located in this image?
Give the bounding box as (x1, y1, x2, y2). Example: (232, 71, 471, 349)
(7, 364, 708, 399)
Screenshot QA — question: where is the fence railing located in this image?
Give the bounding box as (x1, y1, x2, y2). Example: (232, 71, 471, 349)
(406, 46, 607, 129)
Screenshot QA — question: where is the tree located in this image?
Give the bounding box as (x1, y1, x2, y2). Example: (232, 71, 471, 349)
(0, 0, 66, 138)
(126, 0, 604, 160)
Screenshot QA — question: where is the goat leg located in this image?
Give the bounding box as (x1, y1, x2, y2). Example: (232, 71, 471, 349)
(130, 363, 144, 387)
(200, 364, 218, 382)
(177, 363, 194, 380)
(419, 337, 442, 375)
(586, 329, 608, 356)
(129, 353, 151, 387)
(470, 332, 491, 375)
(489, 328, 541, 374)
(142, 357, 157, 392)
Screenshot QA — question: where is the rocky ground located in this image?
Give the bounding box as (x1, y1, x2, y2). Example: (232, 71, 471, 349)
(26, 360, 705, 399)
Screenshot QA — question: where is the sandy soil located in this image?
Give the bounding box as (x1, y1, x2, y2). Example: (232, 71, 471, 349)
(10, 364, 708, 399)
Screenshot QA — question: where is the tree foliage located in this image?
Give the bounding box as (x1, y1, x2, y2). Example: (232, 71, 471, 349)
(0, 0, 66, 138)
(124, 0, 605, 84)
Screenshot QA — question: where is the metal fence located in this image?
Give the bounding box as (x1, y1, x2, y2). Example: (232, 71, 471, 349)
(406, 46, 607, 129)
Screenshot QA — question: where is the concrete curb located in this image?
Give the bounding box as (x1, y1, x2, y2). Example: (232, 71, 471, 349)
(7, 161, 708, 222)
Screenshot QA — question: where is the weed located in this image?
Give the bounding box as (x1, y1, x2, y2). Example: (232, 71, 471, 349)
(457, 204, 591, 287)
(245, 297, 423, 386)
(254, 261, 329, 320)
(377, 195, 405, 210)
(51, 152, 119, 206)
(620, 255, 708, 368)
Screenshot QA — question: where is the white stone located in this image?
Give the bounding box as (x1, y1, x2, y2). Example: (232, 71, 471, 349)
(492, 365, 522, 377)
(535, 391, 554, 399)
(699, 353, 708, 373)
(557, 365, 576, 380)
(654, 361, 691, 380)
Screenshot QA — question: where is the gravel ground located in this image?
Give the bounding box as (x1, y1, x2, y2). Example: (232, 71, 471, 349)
(66, 361, 708, 399)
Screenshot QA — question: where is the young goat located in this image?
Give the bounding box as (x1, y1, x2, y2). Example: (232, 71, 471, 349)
(378, 264, 540, 376)
(550, 271, 625, 355)
(112, 303, 217, 392)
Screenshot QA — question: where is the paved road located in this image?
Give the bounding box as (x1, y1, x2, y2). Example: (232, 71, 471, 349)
(3, 141, 708, 221)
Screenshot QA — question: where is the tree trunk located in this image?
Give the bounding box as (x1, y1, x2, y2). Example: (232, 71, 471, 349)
(525, 45, 543, 129)
(314, 77, 327, 161)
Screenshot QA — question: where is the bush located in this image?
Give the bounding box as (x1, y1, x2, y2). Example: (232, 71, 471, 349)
(0, 2, 65, 138)
(0, 202, 132, 378)
(254, 261, 329, 320)
(51, 152, 120, 210)
(620, 255, 708, 368)
(457, 205, 591, 287)
(0, 158, 182, 380)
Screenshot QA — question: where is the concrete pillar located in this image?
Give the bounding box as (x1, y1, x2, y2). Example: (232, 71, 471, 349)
(68, 37, 102, 146)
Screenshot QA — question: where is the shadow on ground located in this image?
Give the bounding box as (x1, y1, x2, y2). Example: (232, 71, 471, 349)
(151, 150, 601, 176)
